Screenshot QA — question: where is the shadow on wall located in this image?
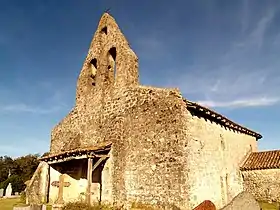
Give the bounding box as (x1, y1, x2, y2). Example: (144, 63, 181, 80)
(187, 108, 240, 134)
(51, 158, 105, 183)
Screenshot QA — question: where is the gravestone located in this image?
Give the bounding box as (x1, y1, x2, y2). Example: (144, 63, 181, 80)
(5, 183, 12, 197)
(0, 188, 4, 198)
(193, 200, 216, 210)
(221, 191, 260, 210)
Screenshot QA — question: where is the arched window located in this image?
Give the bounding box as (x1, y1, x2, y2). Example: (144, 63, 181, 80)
(90, 58, 97, 86)
(108, 47, 117, 78)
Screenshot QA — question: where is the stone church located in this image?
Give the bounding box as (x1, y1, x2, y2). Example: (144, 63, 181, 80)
(26, 13, 280, 209)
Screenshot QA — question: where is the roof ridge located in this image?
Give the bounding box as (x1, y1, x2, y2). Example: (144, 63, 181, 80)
(184, 99, 262, 139)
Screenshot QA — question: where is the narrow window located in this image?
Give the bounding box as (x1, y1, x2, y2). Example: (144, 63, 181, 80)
(108, 47, 117, 78)
(90, 58, 97, 86)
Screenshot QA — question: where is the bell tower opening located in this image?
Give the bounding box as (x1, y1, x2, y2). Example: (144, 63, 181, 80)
(101, 26, 108, 35)
(90, 58, 97, 86)
(108, 47, 117, 79)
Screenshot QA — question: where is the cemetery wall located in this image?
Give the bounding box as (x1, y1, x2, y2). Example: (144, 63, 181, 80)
(242, 169, 280, 203)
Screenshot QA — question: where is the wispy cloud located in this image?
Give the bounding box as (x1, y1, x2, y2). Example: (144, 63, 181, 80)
(0, 103, 64, 114)
(248, 8, 275, 49)
(166, 5, 280, 109)
(0, 80, 69, 114)
(198, 97, 279, 108)
(0, 138, 49, 157)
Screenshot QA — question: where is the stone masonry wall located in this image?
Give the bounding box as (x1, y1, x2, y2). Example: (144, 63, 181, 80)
(100, 86, 191, 209)
(101, 150, 113, 204)
(185, 112, 257, 209)
(26, 161, 49, 204)
(242, 169, 280, 203)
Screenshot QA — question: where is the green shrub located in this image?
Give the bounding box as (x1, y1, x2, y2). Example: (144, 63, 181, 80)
(20, 191, 26, 203)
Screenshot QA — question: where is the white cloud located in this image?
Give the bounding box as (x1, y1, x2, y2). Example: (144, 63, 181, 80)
(0, 103, 64, 114)
(166, 6, 280, 109)
(249, 8, 275, 49)
(198, 97, 279, 108)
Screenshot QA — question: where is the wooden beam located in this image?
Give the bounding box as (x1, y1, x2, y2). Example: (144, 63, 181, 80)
(47, 155, 88, 164)
(88, 154, 109, 159)
(92, 156, 108, 172)
(86, 158, 93, 205)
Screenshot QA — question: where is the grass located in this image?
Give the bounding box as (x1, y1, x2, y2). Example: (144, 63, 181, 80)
(0, 198, 21, 210)
(0, 198, 52, 210)
(259, 201, 280, 210)
(0, 198, 278, 210)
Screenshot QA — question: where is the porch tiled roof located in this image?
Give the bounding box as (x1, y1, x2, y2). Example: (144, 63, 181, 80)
(240, 150, 280, 171)
(40, 142, 112, 163)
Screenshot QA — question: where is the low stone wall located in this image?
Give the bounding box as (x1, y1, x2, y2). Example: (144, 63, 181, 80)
(220, 191, 260, 210)
(242, 169, 280, 203)
(13, 204, 46, 210)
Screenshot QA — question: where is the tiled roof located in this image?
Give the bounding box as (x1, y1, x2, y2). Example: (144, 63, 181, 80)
(240, 150, 280, 171)
(184, 99, 262, 139)
(40, 142, 112, 162)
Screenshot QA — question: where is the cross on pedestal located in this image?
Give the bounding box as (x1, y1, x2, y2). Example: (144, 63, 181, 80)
(52, 174, 71, 205)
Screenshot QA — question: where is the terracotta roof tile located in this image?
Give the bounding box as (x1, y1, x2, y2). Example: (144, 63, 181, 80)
(40, 142, 112, 161)
(240, 150, 280, 171)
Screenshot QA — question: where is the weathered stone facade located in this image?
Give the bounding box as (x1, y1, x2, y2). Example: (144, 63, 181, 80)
(26, 12, 267, 210)
(26, 161, 49, 204)
(185, 113, 257, 208)
(50, 12, 138, 154)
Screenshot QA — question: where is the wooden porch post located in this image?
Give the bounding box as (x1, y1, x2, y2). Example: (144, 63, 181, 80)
(86, 157, 93, 205)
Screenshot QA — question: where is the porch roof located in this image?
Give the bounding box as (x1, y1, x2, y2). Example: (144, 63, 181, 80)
(240, 150, 280, 171)
(40, 142, 112, 164)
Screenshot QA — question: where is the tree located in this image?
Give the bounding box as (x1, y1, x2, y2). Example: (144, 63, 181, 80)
(0, 156, 13, 183)
(0, 175, 25, 194)
(0, 154, 39, 194)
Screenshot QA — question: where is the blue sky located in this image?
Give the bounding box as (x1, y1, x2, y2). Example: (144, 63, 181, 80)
(0, 0, 280, 157)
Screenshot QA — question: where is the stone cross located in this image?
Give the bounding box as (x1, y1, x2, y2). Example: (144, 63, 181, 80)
(52, 174, 71, 204)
